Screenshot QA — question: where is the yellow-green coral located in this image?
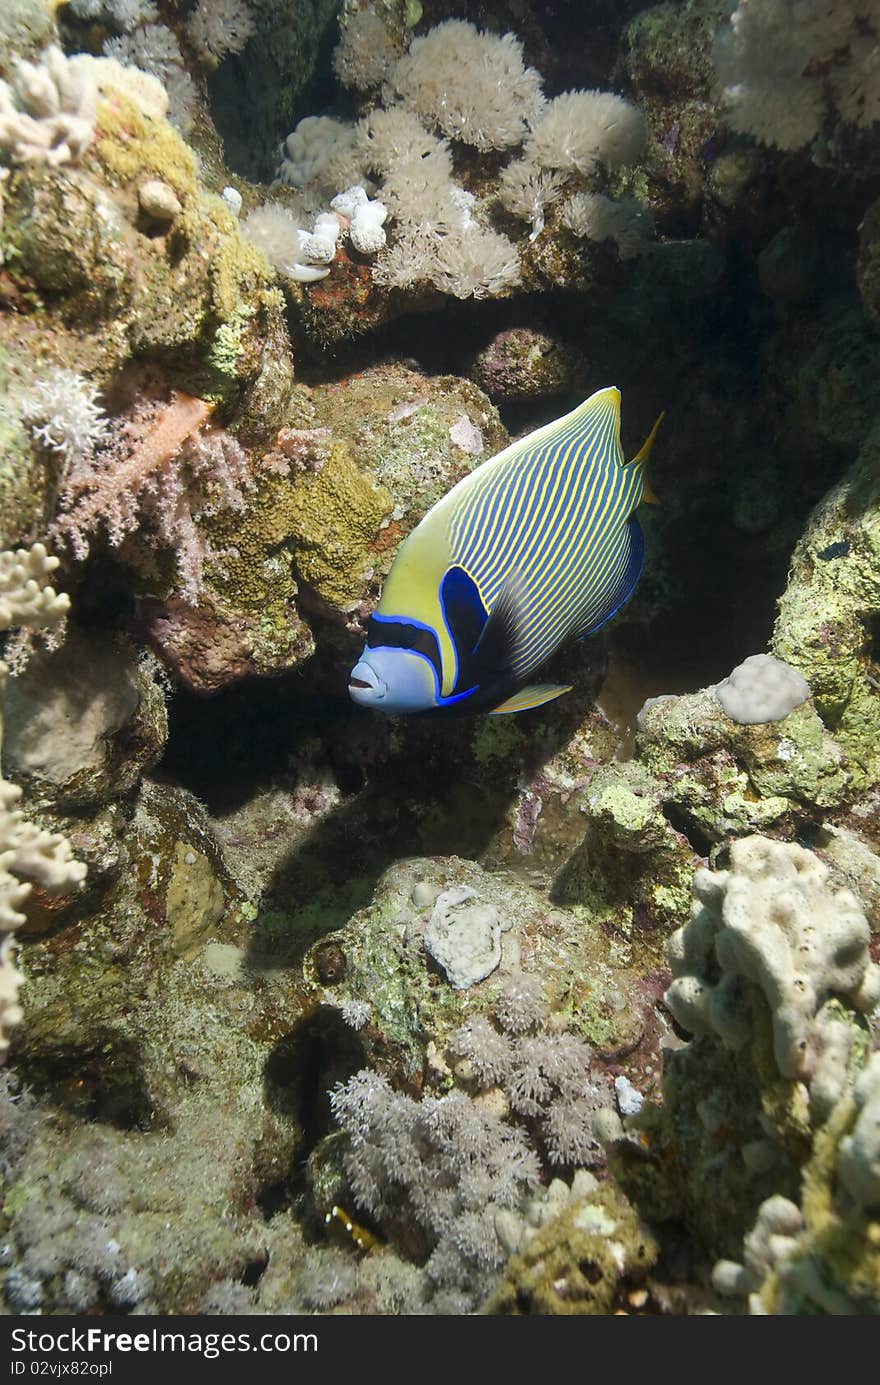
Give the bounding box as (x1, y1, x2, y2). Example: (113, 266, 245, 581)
(284, 442, 392, 608)
(90, 93, 198, 197)
(487, 1179, 657, 1314)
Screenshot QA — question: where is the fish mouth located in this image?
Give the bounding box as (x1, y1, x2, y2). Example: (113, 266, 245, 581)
(348, 660, 386, 702)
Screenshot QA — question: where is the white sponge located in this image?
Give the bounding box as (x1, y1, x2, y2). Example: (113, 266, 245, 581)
(715, 653, 809, 724)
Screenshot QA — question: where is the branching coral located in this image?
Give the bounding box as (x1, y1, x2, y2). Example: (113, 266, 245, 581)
(560, 190, 653, 259)
(329, 1069, 541, 1303)
(0, 45, 96, 166)
(49, 392, 256, 605)
(21, 371, 109, 463)
(276, 17, 653, 302)
(240, 203, 339, 282)
(666, 836, 880, 1100)
(714, 1054, 880, 1313)
(0, 546, 85, 1052)
(326, 960, 617, 1307)
(450, 984, 610, 1167)
(837, 1053, 880, 1209)
(67, 0, 159, 31)
(277, 115, 359, 189)
(524, 90, 647, 176)
(103, 23, 197, 130)
(498, 162, 566, 239)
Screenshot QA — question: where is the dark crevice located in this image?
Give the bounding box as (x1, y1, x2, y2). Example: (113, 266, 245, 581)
(660, 802, 715, 860)
(13, 1035, 159, 1133)
(260, 1008, 366, 1218)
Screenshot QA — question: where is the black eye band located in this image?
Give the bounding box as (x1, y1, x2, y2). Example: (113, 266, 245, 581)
(366, 617, 442, 687)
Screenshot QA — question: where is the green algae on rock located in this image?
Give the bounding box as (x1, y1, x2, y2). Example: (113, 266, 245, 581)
(302, 854, 666, 1085)
(773, 419, 880, 789)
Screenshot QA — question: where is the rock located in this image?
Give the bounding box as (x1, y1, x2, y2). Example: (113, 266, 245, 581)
(469, 327, 589, 402)
(137, 179, 183, 222)
(3, 632, 167, 808)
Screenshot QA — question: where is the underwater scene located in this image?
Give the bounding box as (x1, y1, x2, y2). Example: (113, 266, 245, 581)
(0, 0, 878, 1320)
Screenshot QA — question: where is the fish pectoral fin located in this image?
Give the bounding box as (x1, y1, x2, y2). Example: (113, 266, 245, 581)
(440, 565, 488, 692)
(488, 683, 573, 715)
(577, 514, 646, 640)
(470, 569, 525, 683)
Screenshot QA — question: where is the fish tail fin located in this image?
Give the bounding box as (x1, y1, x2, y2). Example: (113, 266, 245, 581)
(628, 410, 664, 505)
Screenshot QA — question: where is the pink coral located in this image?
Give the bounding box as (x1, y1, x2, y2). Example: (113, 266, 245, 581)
(50, 391, 255, 604)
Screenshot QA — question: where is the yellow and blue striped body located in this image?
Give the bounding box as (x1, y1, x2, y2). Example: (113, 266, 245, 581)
(348, 386, 659, 715)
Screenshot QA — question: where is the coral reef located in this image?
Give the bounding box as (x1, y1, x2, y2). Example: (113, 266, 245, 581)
(604, 836, 879, 1310)
(665, 837, 879, 1104)
(772, 418, 880, 789)
(0, 0, 878, 1322)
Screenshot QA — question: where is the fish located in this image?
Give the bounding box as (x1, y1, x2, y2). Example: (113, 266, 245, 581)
(348, 385, 661, 715)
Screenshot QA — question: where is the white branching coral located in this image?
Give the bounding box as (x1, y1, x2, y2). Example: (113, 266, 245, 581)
(281, 17, 652, 297)
(837, 1052, 880, 1209)
(187, 0, 256, 62)
(0, 545, 70, 634)
(0, 545, 85, 1052)
(525, 90, 647, 176)
(714, 0, 880, 150)
(0, 45, 97, 166)
(712, 1194, 806, 1308)
(20, 371, 109, 463)
(714, 1056, 880, 1313)
(354, 106, 450, 180)
(70, 54, 169, 121)
(333, 9, 398, 91)
(366, 119, 521, 300)
(430, 225, 521, 300)
(339, 998, 371, 1030)
(390, 19, 545, 151)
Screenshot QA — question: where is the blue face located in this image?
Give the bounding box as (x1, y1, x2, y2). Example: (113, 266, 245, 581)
(348, 645, 438, 712)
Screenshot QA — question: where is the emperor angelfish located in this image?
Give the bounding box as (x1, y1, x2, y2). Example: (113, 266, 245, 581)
(349, 386, 661, 716)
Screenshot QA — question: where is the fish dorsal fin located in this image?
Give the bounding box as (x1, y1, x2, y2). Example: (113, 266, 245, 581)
(577, 514, 646, 640)
(489, 683, 573, 715)
(627, 411, 664, 504)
